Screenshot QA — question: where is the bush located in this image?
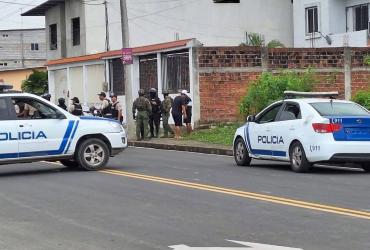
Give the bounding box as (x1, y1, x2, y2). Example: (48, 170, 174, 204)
(352, 91, 370, 110)
(239, 70, 315, 116)
(364, 55, 370, 66)
(21, 70, 48, 95)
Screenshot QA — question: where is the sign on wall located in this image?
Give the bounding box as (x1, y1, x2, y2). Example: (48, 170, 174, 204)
(122, 48, 133, 65)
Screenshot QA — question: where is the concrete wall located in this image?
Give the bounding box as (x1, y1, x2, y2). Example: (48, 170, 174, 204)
(294, 0, 369, 47)
(127, 0, 293, 47)
(65, 0, 86, 57)
(0, 67, 46, 90)
(45, 4, 66, 60)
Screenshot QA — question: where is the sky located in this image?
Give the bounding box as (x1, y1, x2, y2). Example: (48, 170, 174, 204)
(0, 0, 46, 30)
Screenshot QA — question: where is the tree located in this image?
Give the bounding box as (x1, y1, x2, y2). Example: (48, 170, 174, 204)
(21, 70, 48, 95)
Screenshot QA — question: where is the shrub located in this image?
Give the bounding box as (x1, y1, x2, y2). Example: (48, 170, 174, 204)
(21, 70, 48, 95)
(267, 40, 285, 48)
(352, 91, 370, 110)
(364, 55, 370, 66)
(239, 70, 315, 116)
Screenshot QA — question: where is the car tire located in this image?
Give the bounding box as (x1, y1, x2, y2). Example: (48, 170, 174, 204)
(361, 163, 370, 173)
(76, 138, 109, 171)
(289, 141, 311, 173)
(234, 137, 251, 166)
(60, 159, 80, 169)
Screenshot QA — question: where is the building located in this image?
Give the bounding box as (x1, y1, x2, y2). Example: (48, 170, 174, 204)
(0, 28, 47, 90)
(294, 0, 370, 47)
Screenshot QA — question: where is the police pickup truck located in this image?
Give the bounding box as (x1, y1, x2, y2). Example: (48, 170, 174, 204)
(0, 85, 127, 170)
(234, 91, 370, 173)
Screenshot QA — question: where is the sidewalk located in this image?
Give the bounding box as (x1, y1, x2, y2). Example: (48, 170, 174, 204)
(128, 138, 233, 156)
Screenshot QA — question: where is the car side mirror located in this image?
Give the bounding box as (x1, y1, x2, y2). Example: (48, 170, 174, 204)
(56, 111, 66, 119)
(247, 115, 255, 122)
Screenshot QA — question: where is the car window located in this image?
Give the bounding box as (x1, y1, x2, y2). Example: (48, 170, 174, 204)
(257, 104, 283, 124)
(278, 103, 301, 121)
(0, 97, 12, 120)
(12, 97, 59, 120)
(310, 102, 370, 116)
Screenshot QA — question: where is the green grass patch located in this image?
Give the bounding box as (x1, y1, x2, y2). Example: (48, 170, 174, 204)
(185, 123, 241, 146)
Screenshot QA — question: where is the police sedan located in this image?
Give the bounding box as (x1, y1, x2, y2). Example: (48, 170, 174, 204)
(233, 91, 370, 173)
(0, 85, 127, 170)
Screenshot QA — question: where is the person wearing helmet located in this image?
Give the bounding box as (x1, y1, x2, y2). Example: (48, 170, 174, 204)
(41, 93, 51, 101)
(132, 89, 152, 141)
(68, 97, 83, 116)
(148, 88, 161, 138)
(57, 97, 67, 111)
(161, 90, 174, 138)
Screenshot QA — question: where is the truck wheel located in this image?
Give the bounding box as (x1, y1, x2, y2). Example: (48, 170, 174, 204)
(60, 160, 80, 169)
(289, 141, 311, 173)
(234, 137, 251, 166)
(76, 138, 109, 171)
(361, 163, 370, 173)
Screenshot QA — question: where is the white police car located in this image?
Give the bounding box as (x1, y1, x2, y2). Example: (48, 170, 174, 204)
(0, 85, 127, 170)
(234, 91, 370, 173)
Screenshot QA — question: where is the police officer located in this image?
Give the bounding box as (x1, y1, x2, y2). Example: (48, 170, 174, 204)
(41, 93, 51, 101)
(111, 95, 123, 123)
(98, 92, 113, 118)
(68, 97, 83, 116)
(132, 89, 152, 141)
(161, 90, 174, 138)
(148, 88, 161, 138)
(58, 97, 67, 111)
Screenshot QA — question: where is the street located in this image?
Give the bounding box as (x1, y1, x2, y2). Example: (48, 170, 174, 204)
(0, 147, 369, 250)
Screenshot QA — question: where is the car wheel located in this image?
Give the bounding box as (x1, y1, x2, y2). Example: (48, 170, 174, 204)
(289, 141, 311, 173)
(234, 137, 251, 166)
(76, 138, 109, 171)
(361, 163, 370, 173)
(60, 159, 80, 169)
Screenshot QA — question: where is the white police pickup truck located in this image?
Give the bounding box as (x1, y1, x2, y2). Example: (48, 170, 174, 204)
(0, 85, 127, 170)
(234, 91, 370, 173)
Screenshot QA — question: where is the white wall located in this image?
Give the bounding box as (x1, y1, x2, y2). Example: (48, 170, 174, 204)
(126, 0, 293, 47)
(45, 5, 63, 60)
(65, 0, 86, 57)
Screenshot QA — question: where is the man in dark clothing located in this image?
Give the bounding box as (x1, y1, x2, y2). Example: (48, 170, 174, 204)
(171, 91, 187, 139)
(68, 97, 83, 116)
(182, 90, 193, 134)
(148, 88, 161, 138)
(57, 98, 67, 111)
(161, 90, 174, 138)
(133, 89, 152, 141)
(98, 92, 113, 118)
(111, 95, 123, 123)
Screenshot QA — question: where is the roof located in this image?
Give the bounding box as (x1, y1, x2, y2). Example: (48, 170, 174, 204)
(0, 28, 45, 32)
(22, 0, 65, 16)
(47, 38, 197, 67)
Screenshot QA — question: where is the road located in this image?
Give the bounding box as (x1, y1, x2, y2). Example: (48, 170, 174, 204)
(0, 147, 369, 250)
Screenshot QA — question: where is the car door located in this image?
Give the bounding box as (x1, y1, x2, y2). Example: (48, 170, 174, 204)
(12, 97, 75, 158)
(246, 103, 283, 158)
(270, 102, 302, 160)
(0, 97, 19, 160)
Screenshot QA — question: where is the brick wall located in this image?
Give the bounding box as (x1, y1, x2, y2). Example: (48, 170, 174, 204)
(197, 47, 370, 123)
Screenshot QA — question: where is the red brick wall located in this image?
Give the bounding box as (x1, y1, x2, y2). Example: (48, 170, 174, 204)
(197, 47, 370, 123)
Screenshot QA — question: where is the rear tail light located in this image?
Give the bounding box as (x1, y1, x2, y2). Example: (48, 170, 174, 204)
(312, 123, 342, 133)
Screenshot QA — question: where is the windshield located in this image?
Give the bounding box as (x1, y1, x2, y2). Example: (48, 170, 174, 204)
(310, 102, 370, 116)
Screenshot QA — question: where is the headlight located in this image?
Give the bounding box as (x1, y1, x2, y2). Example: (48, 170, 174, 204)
(109, 122, 124, 132)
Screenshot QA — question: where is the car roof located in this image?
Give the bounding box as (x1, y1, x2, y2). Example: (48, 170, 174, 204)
(0, 92, 38, 98)
(284, 98, 354, 104)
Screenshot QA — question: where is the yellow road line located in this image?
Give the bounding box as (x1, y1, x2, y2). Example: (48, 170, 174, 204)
(100, 169, 370, 220)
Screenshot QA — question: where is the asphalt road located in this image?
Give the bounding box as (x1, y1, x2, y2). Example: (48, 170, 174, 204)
(0, 147, 369, 250)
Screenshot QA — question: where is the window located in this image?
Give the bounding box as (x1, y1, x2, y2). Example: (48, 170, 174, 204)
(139, 55, 158, 92)
(2, 34, 8, 38)
(354, 4, 369, 31)
(110, 58, 125, 95)
(162, 51, 190, 93)
(12, 98, 60, 120)
(214, 0, 240, 3)
(72, 17, 80, 46)
(0, 62, 8, 66)
(257, 104, 283, 124)
(310, 102, 370, 116)
(49, 24, 58, 50)
(305, 6, 319, 34)
(0, 98, 12, 120)
(31, 43, 39, 51)
(278, 103, 301, 121)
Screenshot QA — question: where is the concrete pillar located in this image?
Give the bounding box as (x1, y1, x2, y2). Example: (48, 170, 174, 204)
(344, 47, 352, 100)
(66, 67, 71, 99)
(82, 65, 88, 106)
(157, 52, 162, 96)
(261, 46, 269, 72)
(48, 69, 55, 103)
(190, 46, 200, 128)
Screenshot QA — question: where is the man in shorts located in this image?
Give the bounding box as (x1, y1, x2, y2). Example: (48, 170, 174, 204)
(181, 90, 192, 134)
(171, 91, 187, 139)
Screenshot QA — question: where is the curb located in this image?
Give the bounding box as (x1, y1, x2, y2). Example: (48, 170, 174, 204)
(128, 141, 233, 156)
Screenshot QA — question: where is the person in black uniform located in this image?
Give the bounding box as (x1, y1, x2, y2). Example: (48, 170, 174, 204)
(68, 97, 83, 116)
(148, 88, 161, 138)
(98, 92, 113, 118)
(57, 97, 67, 111)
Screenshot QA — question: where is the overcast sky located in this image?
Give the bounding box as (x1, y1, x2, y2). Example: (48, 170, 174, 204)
(0, 0, 46, 30)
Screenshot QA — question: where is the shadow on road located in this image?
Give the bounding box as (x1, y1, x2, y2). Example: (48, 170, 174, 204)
(0, 166, 81, 178)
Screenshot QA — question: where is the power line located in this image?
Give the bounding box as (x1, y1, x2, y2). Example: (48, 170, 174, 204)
(0, 1, 36, 6)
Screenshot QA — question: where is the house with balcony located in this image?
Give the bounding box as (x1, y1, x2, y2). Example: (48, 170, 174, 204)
(294, 0, 370, 47)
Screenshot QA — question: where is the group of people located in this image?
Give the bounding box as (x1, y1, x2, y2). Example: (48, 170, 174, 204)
(55, 92, 123, 122)
(133, 88, 192, 141)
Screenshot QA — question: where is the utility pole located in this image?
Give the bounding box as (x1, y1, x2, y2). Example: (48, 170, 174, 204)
(104, 0, 110, 51)
(120, 0, 135, 139)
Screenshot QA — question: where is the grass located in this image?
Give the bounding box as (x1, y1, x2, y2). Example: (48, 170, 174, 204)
(185, 123, 241, 146)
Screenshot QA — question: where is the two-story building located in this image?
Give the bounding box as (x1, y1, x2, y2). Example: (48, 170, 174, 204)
(294, 0, 370, 47)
